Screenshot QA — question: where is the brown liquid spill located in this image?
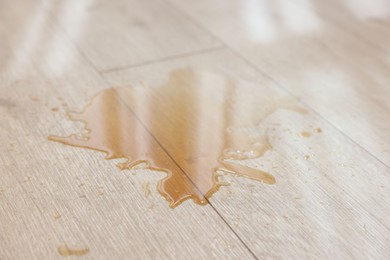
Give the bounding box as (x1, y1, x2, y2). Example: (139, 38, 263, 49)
(57, 245, 89, 256)
(49, 69, 306, 207)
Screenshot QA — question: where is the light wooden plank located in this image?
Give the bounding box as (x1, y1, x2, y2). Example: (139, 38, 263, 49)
(2, 0, 390, 259)
(0, 1, 255, 259)
(41, 0, 221, 72)
(102, 49, 390, 259)
(313, 0, 390, 29)
(168, 0, 390, 168)
(278, 0, 390, 55)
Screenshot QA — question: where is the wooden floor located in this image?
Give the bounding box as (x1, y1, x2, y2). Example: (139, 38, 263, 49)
(1, 0, 390, 259)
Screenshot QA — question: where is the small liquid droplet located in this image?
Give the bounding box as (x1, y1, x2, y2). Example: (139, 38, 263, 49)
(315, 128, 322, 133)
(301, 131, 311, 138)
(304, 155, 310, 160)
(142, 181, 151, 198)
(57, 245, 89, 256)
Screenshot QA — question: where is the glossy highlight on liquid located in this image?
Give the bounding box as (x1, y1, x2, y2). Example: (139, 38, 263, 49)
(49, 69, 306, 207)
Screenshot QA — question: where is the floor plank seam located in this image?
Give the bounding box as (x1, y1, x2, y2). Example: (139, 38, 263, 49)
(40, 1, 102, 75)
(207, 202, 259, 260)
(112, 90, 259, 260)
(99, 45, 225, 75)
(234, 53, 390, 229)
(230, 49, 390, 228)
(164, 0, 227, 48)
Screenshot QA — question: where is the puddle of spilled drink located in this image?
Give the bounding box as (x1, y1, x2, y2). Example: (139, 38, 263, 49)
(49, 69, 306, 207)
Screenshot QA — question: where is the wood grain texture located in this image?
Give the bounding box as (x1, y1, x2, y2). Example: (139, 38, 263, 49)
(292, 0, 390, 54)
(169, 0, 390, 169)
(42, 0, 221, 72)
(1, 0, 390, 259)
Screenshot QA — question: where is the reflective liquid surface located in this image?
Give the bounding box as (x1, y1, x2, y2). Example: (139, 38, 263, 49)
(49, 69, 306, 207)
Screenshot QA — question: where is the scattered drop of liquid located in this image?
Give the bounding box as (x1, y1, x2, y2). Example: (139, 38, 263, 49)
(98, 189, 105, 196)
(57, 245, 89, 257)
(315, 128, 322, 133)
(142, 181, 151, 198)
(51, 107, 59, 112)
(304, 155, 310, 160)
(301, 131, 311, 138)
(49, 69, 307, 207)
